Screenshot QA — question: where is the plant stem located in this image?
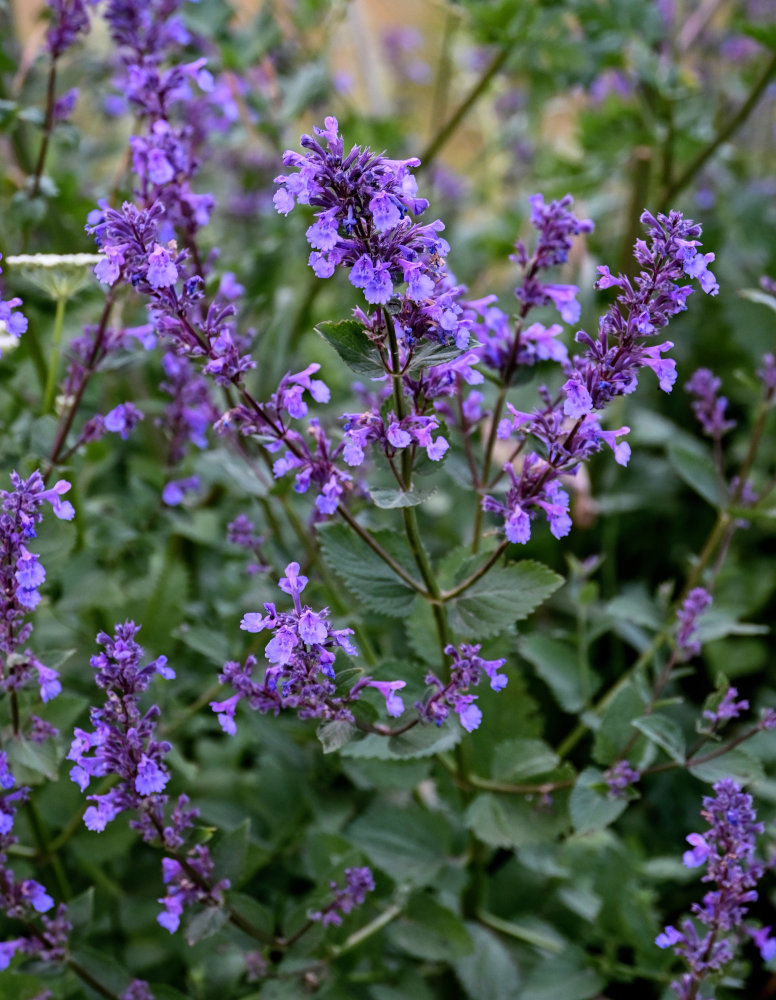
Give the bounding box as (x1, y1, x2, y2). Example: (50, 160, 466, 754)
(661, 50, 776, 204)
(30, 59, 58, 198)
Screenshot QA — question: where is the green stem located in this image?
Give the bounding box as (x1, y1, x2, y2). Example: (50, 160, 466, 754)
(43, 295, 67, 415)
(30, 59, 58, 198)
(418, 44, 512, 171)
(336, 505, 427, 596)
(329, 901, 405, 956)
(25, 796, 71, 900)
(660, 50, 776, 205)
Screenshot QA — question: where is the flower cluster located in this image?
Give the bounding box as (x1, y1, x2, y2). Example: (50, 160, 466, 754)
(685, 368, 736, 440)
(604, 760, 641, 800)
(157, 846, 230, 935)
(212, 563, 362, 729)
(67, 621, 175, 834)
(45, 0, 96, 60)
(0, 471, 74, 702)
(656, 779, 773, 997)
(0, 255, 28, 356)
(309, 867, 375, 927)
(274, 116, 470, 350)
(0, 752, 70, 970)
(415, 643, 508, 733)
(675, 587, 713, 660)
(563, 210, 717, 419)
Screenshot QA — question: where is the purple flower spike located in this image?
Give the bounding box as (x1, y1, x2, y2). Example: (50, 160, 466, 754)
(656, 780, 769, 999)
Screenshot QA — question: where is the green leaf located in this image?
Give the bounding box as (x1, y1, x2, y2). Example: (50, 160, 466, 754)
(464, 792, 569, 849)
(5, 738, 59, 783)
(212, 818, 250, 886)
(519, 946, 604, 1000)
(228, 892, 276, 937)
(631, 714, 685, 763)
(314, 319, 383, 377)
(369, 486, 436, 508)
(689, 747, 765, 785)
(453, 922, 522, 1000)
(667, 438, 720, 508)
(346, 802, 453, 886)
(739, 23, 776, 53)
(176, 624, 231, 665)
(518, 634, 584, 712)
(317, 718, 357, 753)
(569, 768, 629, 834)
(405, 337, 472, 375)
(341, 723, 462, 760)
(388, 893, 473, 962)
(449, 562, 564, 638)
(405, 597, 440, 665)
(185, 904, 229, 945)
(493, 738, 560, 782)
(318, 522, 419, 616)
(592, 681, 648, 766)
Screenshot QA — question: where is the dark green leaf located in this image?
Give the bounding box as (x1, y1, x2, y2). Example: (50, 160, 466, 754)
(464, 792, 569, 849)
(212, 818, 250, 885)
(314, 319, 384, 377)
(346, 803, 453, 885)
(184, 904, 229, 945)
(493, 738, 560, 782)
(688, 747, 765, 785)
(453, 922, 522, 1000)
(316, 718, 357, 753)
(667, 439, 720, 508)
(318, 522, 418, 616)
(369, 486, 436, 508)
(632, 714, 685, 763)
(449, 562, 564, 638)
(518, 634, 584, 712)
(388, 893, 473, 962)
(341, 723, 462, 760)
(569, 768, 629, 834)
(592, 681, 648, 766)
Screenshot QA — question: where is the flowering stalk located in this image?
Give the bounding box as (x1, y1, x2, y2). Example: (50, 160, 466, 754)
(656, 779, 774, 999)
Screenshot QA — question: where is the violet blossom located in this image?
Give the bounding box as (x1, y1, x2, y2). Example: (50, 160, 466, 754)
(416, 643, 508, 733)
(656, 779, 773, 998)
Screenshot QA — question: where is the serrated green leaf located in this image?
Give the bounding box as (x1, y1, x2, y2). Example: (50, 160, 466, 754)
(317, 718, 357, 753)
(689, 747, 765, 785)
(667, 439, 720, 508)
(569, 768, 629, 834)
(493, 738, 560, 781)
(464, 792, 569, 849)
(592, 681, 649, 766)
(184, 903, 229, 945)
(212, 818, 250, 885)
(388, 893, 473, 962)
(314, 319, 384, 377)
(631, 714, 685, 763)
(405, 337, 472, 375)
(405, 597, 440, 665)
(176, 624, 231, 664)
(518, 634, 584, 712)
(227, 892, 276, 937)
(519, 946, 604, 1000)
(449, 561, 564, 638)
(453, 922, 522, 1000)
(346, 803, 453, 885)
(318, 522, 418, 616)
(369, 486, 436, 508)
(341, 723, 462, 760)
(5, 738, 59, 783)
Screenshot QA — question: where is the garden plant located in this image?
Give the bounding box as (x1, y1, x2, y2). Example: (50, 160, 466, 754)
(0, 1, 776, 998)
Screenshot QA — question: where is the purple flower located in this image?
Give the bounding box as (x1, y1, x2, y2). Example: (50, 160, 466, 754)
(656, 780, 768, 999)
(368, 680, 406, 718)
(309, 867, 374, 927)
(415, 644, 507, 732)
(685, 368, 736, 438)
(675, 588, 712, 660)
